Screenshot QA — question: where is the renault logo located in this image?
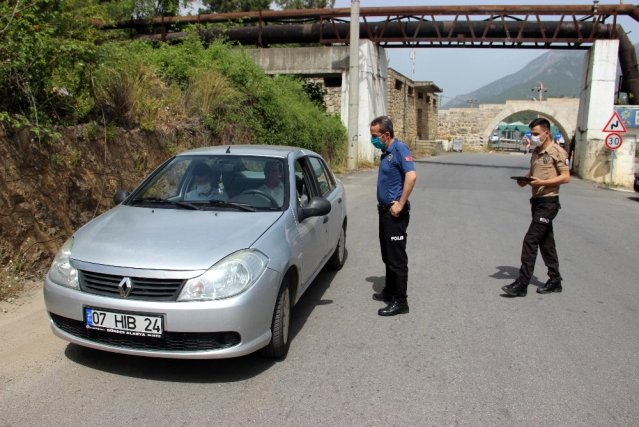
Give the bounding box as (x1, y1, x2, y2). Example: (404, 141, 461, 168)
(118, 277, 133, 297)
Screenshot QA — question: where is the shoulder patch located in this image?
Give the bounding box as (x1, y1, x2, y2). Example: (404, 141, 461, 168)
(405, 156, 413, 162)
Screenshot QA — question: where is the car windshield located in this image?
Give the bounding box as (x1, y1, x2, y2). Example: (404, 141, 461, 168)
(127, 155, 288, 211)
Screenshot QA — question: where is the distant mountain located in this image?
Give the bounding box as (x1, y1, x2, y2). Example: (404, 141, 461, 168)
(442, 43, 639, 109)
(443, 50, 585, 108)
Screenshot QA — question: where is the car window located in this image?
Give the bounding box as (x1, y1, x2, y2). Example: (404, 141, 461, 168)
(136, 158, 189, 200)
(308, 156, 334, 197)
(226, 158, 287, 209)
(128, 155, 287, 210)
(294, 159, 313, 206)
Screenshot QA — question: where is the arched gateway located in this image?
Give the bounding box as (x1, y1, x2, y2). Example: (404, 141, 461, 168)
(439, 99, 580, 147)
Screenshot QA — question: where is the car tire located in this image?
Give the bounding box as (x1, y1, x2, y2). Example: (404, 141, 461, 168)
(327, 224, 346, 270)
(260, 277, 291, 358)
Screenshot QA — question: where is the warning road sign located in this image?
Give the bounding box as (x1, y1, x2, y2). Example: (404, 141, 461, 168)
(603, 111, 627, 133)
(604, 133, 623, 150)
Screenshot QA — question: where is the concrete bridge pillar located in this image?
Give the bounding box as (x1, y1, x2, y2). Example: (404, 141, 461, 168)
(574, 40, 635, 187)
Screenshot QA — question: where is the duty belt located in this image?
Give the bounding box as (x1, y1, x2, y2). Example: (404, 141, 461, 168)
(530, 196, 559, 205)
(377, 201, 410, 213)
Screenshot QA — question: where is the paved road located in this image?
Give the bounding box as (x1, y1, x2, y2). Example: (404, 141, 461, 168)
(2, 152, 638, 426)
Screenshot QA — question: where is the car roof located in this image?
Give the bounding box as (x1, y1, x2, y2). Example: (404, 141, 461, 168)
(177, 144, 319, 159)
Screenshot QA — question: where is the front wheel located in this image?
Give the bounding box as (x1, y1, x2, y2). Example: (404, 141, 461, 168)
(260, 278, 291, 358)
(327, 225, 346, 270)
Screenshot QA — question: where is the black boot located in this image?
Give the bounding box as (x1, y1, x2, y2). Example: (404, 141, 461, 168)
(372, 292, 392, 302)
(378, 300, 409, 316)
(537, 278, 562, 294)
(501, 281, 528, 297)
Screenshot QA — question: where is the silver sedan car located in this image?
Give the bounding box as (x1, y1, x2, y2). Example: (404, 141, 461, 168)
(44, 145, 347, 359)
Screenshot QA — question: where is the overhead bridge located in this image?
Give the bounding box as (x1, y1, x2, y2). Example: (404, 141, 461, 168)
(109, 5, 638, 48)
(107, 4, 639, 101)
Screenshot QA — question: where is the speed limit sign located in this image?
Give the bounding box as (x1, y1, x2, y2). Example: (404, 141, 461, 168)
(604, 133, 623, 150)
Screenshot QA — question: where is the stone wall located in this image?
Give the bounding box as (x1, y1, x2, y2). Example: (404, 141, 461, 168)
(306, 77, 342, 116)
(324, 85, 342, 116)
(438, 104, 504, 148)
(386, 69, 439, 146)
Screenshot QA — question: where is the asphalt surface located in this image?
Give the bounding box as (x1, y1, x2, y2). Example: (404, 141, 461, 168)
(1, 152, 638, 426)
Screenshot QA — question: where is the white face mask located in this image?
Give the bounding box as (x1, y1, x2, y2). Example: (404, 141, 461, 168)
(530, 134, 542, 145)
(195, 183, 211, 194)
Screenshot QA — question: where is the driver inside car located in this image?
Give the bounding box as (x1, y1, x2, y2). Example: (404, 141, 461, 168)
(185, 162, 228, 202)
(257, 160, 284, 207)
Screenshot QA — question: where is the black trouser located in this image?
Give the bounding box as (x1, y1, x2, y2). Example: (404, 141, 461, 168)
(378, 203, 410, 303)
(518, 197, 561, 285)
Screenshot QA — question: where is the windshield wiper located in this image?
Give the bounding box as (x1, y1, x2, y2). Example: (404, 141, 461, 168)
(206, 200, 256, 212)
(130, 197, 201, 210)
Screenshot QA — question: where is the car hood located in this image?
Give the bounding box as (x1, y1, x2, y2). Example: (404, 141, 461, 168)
(71, 206, 282, 271)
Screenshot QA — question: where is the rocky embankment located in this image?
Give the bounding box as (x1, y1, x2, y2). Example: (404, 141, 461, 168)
(0, 126, 205, 294)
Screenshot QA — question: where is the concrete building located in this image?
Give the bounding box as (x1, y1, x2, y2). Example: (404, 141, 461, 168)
(386, 68, 441, 145)
(246, 41, 441, 162)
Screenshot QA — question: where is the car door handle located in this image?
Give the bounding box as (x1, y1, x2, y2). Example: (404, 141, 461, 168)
(337, 197, 342, 204)
(323, 216, 329, 223)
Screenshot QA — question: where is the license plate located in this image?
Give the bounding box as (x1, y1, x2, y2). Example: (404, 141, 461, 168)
(84, 307, 164, 338)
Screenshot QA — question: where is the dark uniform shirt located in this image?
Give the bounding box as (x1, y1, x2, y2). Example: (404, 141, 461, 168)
(377, 139, 415, 205)
(530, 143, 569, 198)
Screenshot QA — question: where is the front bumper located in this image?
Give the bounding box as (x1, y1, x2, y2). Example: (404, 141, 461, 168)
(43, 268, 280, 359)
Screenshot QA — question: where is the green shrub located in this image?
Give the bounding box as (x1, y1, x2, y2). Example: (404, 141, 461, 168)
(0, 4, 347, 166)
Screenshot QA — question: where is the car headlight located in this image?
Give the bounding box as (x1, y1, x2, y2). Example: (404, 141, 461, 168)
(47, 238, 79, 289)
(178, 249, 269, 301)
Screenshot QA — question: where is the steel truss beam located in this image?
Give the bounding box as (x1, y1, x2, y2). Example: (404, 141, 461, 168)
(103, 4, 639, 102)
(104, 4, 639, 49)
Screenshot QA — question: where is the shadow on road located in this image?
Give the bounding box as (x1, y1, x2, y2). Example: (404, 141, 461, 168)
(64, 344, 274, 382)
(628, 197, 639, 203)
(288, 265, 341, 342)
(365, 276, 385, 294)
(414, 158, 529, 172)
(63, 255, 346, 382)
(491, 265, 545, 298)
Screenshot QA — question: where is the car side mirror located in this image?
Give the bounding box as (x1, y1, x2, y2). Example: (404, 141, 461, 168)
(298, 197, 331, 222)
(113, 190, 130, 205)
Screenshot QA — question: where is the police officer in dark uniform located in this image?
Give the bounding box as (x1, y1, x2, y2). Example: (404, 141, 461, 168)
(502, 117, 570, 297)
(370, 116, 417, 316)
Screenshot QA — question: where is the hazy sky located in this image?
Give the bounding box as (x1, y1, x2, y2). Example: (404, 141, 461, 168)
(332, 0, 639, 100)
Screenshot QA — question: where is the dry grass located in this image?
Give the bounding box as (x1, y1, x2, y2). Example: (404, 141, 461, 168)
(0, 260, 26, 301)
(186, 70, 240, 117)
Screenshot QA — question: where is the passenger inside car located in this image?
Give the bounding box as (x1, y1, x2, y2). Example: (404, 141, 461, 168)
(184, 162, 228, 202)
(257, 161, 285, 206)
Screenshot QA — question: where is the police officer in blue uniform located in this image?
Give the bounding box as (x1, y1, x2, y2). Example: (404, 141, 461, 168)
(370, 116, 417, 316)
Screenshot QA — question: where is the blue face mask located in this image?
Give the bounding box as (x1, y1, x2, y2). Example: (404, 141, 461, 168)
(371, 136, 385, 150)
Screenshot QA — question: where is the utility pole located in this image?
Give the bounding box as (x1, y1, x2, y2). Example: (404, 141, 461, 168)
(347, 0, 360, 171)
(531, 81, 548, 101)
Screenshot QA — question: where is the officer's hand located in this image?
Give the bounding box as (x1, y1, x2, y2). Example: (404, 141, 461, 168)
(390, 201, 402, 217)
(529, 176, 543, 186)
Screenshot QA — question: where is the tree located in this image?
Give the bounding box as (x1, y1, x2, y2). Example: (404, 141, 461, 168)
(201, 0, 270, 13)
(131, 0, 191, 18)
(201, 0, 335, 13)
(275, 0, 335, 9)
(0, 0, 101, 130)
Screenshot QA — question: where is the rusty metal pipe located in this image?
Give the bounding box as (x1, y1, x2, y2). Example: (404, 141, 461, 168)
(194, 21, 614, 45)
(618, 29, 639, 104)
(102, 4, 639, 29)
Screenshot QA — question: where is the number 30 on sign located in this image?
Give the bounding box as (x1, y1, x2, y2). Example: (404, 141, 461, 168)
(604, 133, 623, 150)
